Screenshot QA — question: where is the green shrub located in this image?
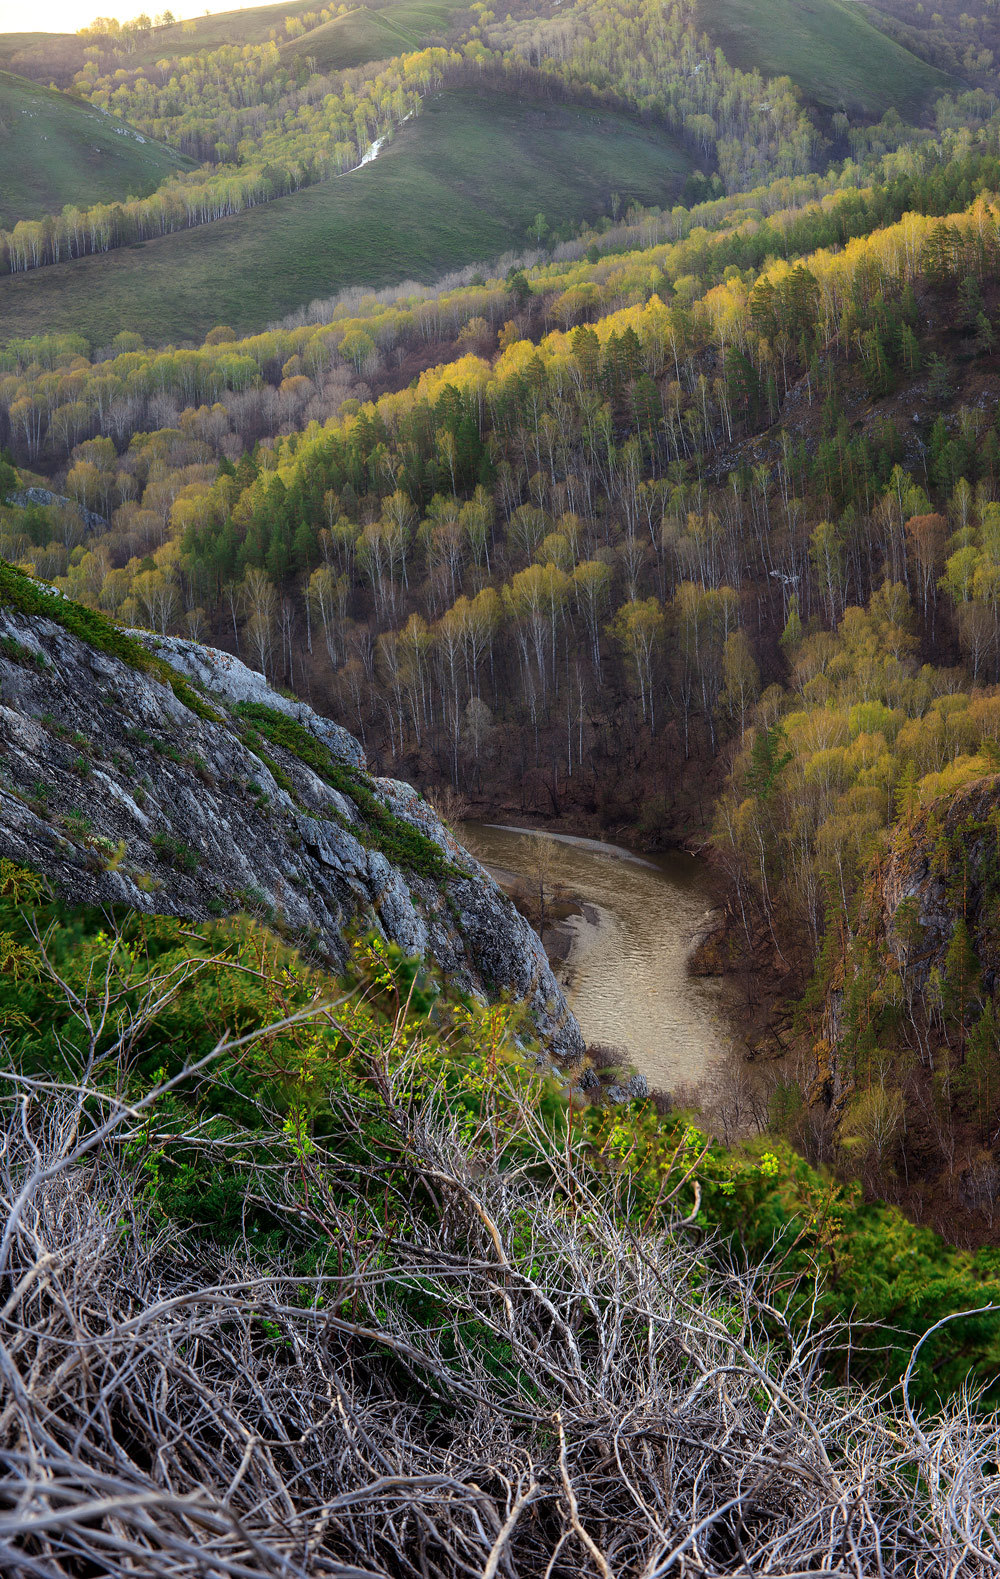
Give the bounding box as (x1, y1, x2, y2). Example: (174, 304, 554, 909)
(151, 831, 199, 871)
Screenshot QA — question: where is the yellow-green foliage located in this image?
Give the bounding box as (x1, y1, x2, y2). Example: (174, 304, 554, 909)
(717, 581, 1000, 940)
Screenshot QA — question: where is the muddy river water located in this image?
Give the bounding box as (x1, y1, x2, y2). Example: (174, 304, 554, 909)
(459, 822, 735, 1094)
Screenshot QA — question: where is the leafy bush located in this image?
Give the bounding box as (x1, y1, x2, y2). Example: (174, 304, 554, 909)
(3, 874, 1000, 1574)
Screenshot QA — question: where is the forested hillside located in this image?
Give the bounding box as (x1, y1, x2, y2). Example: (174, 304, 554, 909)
(0, 0, 925, 334)
(9, 111, 1000, 1233)
(11, 0, 1000, 1569)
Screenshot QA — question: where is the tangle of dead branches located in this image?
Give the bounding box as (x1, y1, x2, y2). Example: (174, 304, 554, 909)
(2, 930, 1000, 1577)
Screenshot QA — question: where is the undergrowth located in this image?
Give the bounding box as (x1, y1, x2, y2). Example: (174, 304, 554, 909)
(2, 856, 1000, 1413)
(6, 860, 1000, 1570)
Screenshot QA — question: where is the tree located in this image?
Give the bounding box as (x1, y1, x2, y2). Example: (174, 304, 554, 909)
(569, 561, 609, 680)
(506, 269, 531, 312)
(906, 513, 947, 626)
(720, 630, 760, 732)
(943, 919, 981, 1038)
(132, 567, 177, 635)
(307, 564, 347, 667)
(810, 520, 844, 626)
(609, 597, 666, 731)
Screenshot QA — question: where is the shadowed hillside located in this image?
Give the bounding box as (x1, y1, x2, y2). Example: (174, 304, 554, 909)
(698, 0, 957, 116)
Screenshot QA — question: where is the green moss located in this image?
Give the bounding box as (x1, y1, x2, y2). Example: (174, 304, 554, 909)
(169, 677, 224, 723)
(0, 561, 445, 881)
(255, 747, 295, 796)
(233, 700, 450, 880)
(0, 559, 222, 722)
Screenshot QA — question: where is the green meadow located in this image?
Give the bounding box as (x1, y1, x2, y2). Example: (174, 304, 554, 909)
(698, 0, 955, 118)
(0, 71, 189, 229)
(0, 89, 692, 348)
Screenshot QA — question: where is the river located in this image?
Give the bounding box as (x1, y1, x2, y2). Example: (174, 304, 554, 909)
(458, 822, 735, 1095)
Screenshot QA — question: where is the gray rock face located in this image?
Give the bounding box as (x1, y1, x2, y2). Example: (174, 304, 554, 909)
(0, 610, 583, 1060)
(605, 1074, 649, 1105)
(10, 488, 109, 534)
(136, 635, 366, 770)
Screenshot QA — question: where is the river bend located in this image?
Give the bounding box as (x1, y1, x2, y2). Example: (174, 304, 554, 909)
(459, 822, 733, 1094)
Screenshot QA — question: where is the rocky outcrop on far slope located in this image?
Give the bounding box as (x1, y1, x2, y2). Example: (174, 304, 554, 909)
(812, 773, 1000, 1108)
(0, 592, 583, 1059)
(10, 487, 108, 533)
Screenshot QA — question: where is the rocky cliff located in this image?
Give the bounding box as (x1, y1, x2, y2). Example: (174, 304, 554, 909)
(804, 775, 1000, 1229)
(868, 775, 1000, 997)
(0, 570, 583, 1059)
(818, 774, 1000, 1070)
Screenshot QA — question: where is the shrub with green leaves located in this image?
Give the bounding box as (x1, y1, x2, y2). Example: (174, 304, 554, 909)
(4, 863, 1000, 1575)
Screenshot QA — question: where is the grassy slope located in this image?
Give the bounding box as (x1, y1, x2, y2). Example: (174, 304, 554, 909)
(0, 72, 189, 228)
(0, 88, 692, 348)
(697, 0, 957, 118)
(0, 34, 52, 64)
(132, 1, 314, 59)
(283, 0, 463, 71)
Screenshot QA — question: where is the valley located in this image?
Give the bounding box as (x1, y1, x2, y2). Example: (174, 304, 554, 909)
(0, 87, 693, 344)
(6, 0, 1000, 1570)
(460, 820, 735, 1094)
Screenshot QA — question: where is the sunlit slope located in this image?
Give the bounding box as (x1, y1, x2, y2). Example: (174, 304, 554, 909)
(0, 33, 52, 64)
(697, 0, 957, 117)
(0, 88, 693, 347)
(0, 0, 459, 81)
(0, 6, 308, 82)
(280, 0, 462, 72)
(0, 71, 189, 229)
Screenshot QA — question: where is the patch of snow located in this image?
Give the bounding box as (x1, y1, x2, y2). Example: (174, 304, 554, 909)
(340, 110, 415, 178)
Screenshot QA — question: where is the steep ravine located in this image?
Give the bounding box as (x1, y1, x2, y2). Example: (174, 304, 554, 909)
(0, 589, 583, 1060)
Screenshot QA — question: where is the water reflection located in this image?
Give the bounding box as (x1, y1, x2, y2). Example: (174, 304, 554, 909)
(459, 822, 734, 1093)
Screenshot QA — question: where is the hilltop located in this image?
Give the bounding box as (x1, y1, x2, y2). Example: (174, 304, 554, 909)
(697, 0, 957, 118)
(278, 0, 466, 72)
(0, 4, 320, 82)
